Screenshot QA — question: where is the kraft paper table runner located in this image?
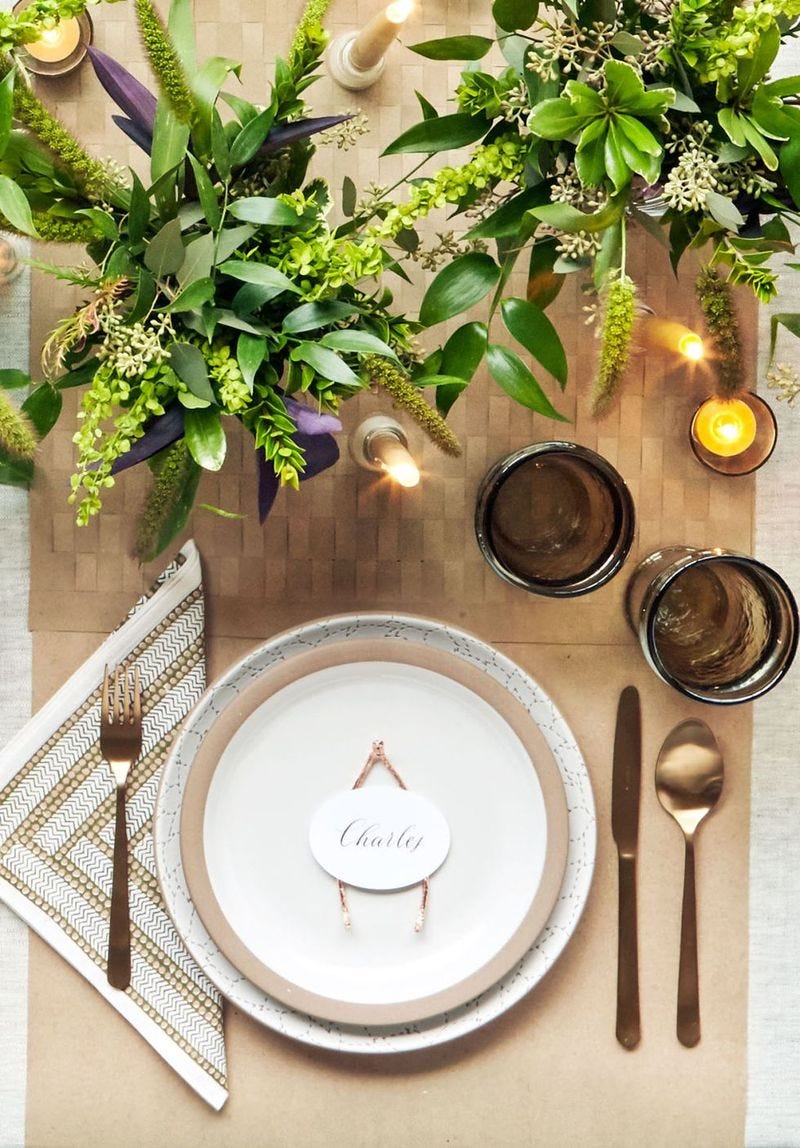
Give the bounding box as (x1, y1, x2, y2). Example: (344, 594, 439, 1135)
(21, 0, 755, 1142)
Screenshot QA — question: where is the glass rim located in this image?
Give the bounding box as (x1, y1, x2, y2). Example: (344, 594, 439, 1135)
(643, 551, 799, 704)
(474, 441, 636, 598)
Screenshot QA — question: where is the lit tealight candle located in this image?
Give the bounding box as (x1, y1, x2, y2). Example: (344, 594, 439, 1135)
(677, 332, 705, 362)
(350, 0, 414, 71)
(25, 17, 81, 63)
(691, 397, 758, 457)
(350, 414, 421, 487)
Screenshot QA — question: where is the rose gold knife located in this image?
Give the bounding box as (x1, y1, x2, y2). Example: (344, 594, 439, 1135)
(611, 685, 642, 1049)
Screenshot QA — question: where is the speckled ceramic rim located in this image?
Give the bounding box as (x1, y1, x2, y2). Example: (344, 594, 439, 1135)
(180, 638, 569, 1026)
(475, 441, 636, 598)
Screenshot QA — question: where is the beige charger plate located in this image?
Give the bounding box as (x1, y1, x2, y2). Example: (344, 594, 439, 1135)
(180, 638, 569, 1026)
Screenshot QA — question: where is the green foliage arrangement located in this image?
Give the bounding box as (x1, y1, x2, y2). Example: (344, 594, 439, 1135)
(0, 0, 466, 558)
(374, 0, 800, 415)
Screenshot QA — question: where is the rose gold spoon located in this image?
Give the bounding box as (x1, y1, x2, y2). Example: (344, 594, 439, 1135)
(655, 719, 724, 1047)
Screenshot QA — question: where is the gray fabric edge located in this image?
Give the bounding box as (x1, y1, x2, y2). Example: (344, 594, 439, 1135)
(0, 241, 31, 1148)
(747, 37, 800, 1148)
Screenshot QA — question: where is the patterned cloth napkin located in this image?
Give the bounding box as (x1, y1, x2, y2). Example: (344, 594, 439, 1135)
(0, 541, 227, 1109)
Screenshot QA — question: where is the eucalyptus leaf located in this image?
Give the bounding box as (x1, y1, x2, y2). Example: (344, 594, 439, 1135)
(282, 301, 360, 333)
(177, 232, 215, 286)
(218, 259, 299, 295)
(492, 0, 539, 31)
(227, 196, 302, 226)
(236, 333, 266, 392)
(342, 175, 356, 217)
(76, 207, 118, 240)
(216, 310, 268, 335)
(319, 330, 397, 358)
(177, 391, 212, 409)
(419, 252, 500, 327)
(144, 217, 185, 276)
(290, 342, 360, 386)
(183, 407, 226, 471)
(705, 190, 745, 230)
(21, 385, 62, 438)
(168, 342, 216, 403)
(162, 276, 216, 313)
(486, 344, 567, 420)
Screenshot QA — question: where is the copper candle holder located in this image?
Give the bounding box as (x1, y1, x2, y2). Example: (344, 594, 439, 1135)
(689, 391, 777, 476)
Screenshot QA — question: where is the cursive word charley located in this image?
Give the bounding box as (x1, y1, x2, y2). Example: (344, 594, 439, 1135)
(339, 819, 424, 853)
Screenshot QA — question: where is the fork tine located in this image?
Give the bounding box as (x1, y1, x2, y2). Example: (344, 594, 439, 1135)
(122, 664, 131, 724)
(132, 665, 141, 724)
(102, 665, 110, 724)
(114, 665, 123, 725)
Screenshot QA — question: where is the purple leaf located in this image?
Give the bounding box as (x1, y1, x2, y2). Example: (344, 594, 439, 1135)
(110, 405, 185, 474)
(256, 432, 340, 523)
(259, 115, 351, 156)
(257, 455, 280, 523)
(88, 47, 157, 138)
(297, 432, 340, 480)
(111, 115, 153, 156)
(284, 397, 342, 436)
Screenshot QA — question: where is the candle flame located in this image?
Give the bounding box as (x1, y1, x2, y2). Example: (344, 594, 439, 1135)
(385, 458, 420, 488)
(678, 332, 704, 361)
(385, 0, 413, 24)
(692, 398, 758, 457)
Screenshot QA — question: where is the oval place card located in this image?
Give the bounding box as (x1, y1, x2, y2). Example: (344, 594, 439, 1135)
(309, 787, 451, 891)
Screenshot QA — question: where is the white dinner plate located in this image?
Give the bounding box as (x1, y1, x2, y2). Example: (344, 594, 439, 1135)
(178, 638, 569, 1025)
(154, 614, 596, 1053)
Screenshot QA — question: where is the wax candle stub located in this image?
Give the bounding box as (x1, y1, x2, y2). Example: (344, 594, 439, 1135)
(349, 1, 413, 70)
(25, 17, 81, 61)
(692, 398, 758, 457)
(374, 433, 420, 487)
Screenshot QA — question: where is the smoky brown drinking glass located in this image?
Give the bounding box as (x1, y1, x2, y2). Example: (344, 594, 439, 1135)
(626, 547, 798, 704)
(475, 442, 635, 598)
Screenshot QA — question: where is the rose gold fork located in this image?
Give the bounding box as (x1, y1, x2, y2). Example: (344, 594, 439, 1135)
(100, 664, 142, 990)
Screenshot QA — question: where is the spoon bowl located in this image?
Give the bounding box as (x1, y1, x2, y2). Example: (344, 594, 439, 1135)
(655, 719, 724, 1046)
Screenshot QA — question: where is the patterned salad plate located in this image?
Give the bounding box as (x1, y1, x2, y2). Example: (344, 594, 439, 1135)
(154, 614, 596, 1052)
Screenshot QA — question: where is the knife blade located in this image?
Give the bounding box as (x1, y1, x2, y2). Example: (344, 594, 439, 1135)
(612, 684, 642, 1049)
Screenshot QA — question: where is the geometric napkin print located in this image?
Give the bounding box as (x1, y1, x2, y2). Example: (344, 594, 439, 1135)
(0, 542, 227, 1108)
